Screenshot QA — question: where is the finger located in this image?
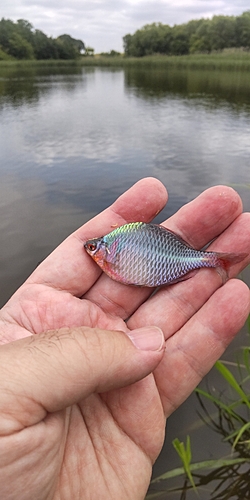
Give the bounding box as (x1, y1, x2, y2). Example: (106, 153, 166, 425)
(26, 178, 168, 296)
(0, 325, 164, 434)
(154, 279, 250, 416)
(85, 186, 245, 320)
(166, 185, 243, 248)
(128, 211, 250, 333)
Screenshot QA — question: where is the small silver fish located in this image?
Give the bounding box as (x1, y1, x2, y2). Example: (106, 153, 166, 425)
(84, 222, 247, 287)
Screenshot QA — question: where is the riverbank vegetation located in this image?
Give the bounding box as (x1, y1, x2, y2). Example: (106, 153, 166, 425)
(88, 50, 250, 71)
(123, 11, 250, 57)
(0, 18, 89, 60)
(1, 50, 250, 73)
(0, 12, 250, 74)
(1, 11, 250, 64)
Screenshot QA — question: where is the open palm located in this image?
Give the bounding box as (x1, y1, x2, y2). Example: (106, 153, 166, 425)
(0, 178, 249, 500)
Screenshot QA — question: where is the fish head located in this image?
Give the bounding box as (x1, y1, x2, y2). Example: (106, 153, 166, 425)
(84, 237, 109, 267)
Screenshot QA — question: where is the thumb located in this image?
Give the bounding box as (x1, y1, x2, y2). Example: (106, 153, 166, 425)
(0, 325, 164, 433)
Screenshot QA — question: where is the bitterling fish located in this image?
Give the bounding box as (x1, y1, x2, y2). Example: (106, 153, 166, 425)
(84, 222, 246, 287)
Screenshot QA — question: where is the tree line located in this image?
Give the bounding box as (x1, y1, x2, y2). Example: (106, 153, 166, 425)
(0, 18, 91, 60)
(123, 11, 250, 57)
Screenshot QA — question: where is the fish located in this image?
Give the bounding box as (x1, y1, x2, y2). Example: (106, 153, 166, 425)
(84, 222, 247, 287)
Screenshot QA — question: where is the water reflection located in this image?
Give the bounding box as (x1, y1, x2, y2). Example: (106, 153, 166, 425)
(124, 67, 250, 111)
(0, 65, 90, 109)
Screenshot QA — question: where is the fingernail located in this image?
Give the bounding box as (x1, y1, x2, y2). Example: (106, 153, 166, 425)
(127, 327, 165, 351)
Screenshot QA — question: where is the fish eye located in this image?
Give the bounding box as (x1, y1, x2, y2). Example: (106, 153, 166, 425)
(87, 242, 97, 252)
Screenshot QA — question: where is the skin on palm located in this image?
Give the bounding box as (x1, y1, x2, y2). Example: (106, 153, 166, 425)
(0, 178, 249, 500)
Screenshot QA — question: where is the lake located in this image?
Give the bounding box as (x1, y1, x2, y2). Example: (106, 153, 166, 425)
(0, 63, 249, 498)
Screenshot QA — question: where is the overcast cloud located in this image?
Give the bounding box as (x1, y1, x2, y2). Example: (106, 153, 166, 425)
(1, 0, 249, 53)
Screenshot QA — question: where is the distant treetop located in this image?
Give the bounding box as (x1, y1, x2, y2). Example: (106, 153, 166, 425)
(123, 11, 250, 56)
(0, 18, 87, 60)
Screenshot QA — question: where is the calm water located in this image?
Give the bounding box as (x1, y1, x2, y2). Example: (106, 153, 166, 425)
(0, 64, 249, 498)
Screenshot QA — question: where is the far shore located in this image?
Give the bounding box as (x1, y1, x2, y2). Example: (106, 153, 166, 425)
(1, 50, 250, 71)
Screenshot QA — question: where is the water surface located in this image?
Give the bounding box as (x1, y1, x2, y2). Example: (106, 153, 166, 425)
(0, 64, 249, 498)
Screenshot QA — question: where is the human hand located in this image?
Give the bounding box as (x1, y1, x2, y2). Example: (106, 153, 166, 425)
(0, 178, 249, 500)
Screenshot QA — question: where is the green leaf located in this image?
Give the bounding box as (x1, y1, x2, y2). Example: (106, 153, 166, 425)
(172, 437, 196, 490)
(232, 421, 250, 449)
(215, 361, 250, 409)
(151, 457, 250, 483)
(195, 387, 243, 421)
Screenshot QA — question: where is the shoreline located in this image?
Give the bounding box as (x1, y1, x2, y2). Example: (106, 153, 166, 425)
(1, 50, 250, 71)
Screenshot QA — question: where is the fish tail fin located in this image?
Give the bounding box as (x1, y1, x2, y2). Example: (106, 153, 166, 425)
(216, 252, 248, 283)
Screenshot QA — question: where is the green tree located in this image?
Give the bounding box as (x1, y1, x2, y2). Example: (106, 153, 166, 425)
(171, 25, 189, 55)
(126, 29, 146, 57)
(57, 34, 85, 58)
(16, 19, 34, 44)
(122, 11, 250, 57)
(100, 50, 121, 57)
(235, 11, 250, 48)
(123, 34, 133, 56)
(160, 25, 173, 54)
(189, 20, 212, 53)
(0, 46, 11, 60)
(33, 30, 58, 59)
(185, 18, 204, 38)
(8, 32, 34, 59)
(0, 17, 86, 60)
(123, 24, 170, 57)
(208, 15, 236, 50)
(0, 18, 16, 52)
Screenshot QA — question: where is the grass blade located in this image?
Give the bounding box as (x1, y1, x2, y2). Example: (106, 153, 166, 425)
(232, 421, 250, 449)
(151, 457, 250, 483)
(195, 387, 243, 420)
(172, 436, 196, 490)
(215, 361, 250, 409)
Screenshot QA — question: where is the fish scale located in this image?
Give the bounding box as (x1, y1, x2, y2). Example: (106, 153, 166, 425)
(84, 222, 246, 287)
(104, 223, 211, 286)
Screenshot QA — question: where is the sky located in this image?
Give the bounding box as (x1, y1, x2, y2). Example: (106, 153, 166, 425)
(1, 0, 249, 53)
